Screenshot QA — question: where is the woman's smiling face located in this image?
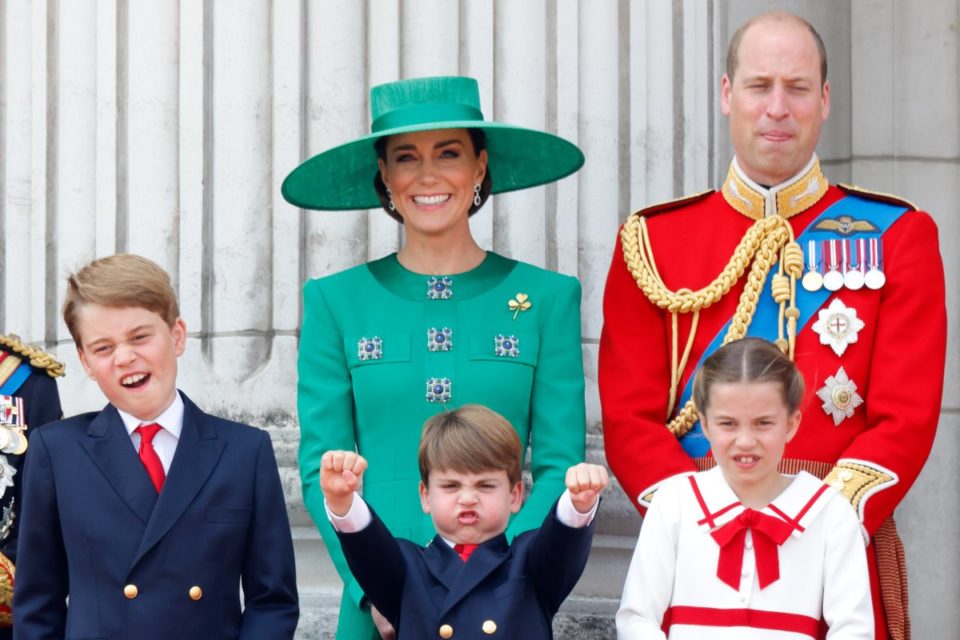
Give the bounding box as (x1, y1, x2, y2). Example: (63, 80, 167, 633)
(378, 128, 487, 241)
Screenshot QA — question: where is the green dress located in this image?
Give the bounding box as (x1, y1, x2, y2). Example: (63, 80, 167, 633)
(297, 252, 586, 639)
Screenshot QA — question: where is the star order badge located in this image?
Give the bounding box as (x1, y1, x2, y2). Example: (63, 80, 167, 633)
(817, 367, 864, 426)
(812, 298, 865, 356)
(0, 455, 14, 501)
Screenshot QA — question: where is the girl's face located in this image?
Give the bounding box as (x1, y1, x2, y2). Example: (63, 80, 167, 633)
(378, 128, 487, 243)
(700, 381, 800, 507)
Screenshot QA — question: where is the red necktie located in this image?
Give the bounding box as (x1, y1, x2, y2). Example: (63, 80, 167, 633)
(710, 508, 793, 591)
(453, 543, 478, 563)
(136, 423, 166, 493)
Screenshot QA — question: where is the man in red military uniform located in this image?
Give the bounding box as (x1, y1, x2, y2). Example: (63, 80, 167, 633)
(599, 11, 946, 640)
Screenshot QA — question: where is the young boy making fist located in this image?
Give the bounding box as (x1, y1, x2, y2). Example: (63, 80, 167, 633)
(321, 404, 607, 639)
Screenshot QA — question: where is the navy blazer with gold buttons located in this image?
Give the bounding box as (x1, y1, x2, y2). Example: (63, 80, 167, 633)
(337, 499, 594, 639)
(12, 391, 298, 640)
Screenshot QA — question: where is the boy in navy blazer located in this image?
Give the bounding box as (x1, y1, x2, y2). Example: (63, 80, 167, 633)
(12, 254, 298, 640)
(321, 404, 608, 639)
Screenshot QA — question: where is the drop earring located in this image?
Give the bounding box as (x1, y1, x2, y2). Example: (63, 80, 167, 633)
(473, 183, 481, 207)
(386, 186, 396, 212)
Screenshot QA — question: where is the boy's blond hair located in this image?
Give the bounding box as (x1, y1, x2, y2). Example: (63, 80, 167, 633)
(418, 405, 522, 486)
(63, 253, 180, 347)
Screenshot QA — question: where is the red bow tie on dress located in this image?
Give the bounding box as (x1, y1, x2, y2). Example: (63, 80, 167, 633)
(453, 543, 478, 563)
(710, 508, 794, 591)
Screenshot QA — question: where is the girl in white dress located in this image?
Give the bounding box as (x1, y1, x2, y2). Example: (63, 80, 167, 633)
(617, 337, 873, 640)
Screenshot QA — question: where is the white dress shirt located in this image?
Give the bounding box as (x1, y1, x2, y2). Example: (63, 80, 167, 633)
(117, 393, 184, 474)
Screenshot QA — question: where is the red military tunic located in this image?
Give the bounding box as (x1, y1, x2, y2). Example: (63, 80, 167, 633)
(600, 157, 946, 640)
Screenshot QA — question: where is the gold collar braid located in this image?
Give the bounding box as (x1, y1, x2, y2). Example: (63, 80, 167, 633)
(619, 213, 803, 438)
(722, 158, 828, 221)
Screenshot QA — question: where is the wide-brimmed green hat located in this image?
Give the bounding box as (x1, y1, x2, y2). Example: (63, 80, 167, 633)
(281, 76, 585, 211)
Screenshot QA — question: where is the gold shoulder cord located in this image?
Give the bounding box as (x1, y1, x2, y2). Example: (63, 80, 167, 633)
(620, 213, 803, 438)
(0, 334, 65, 378)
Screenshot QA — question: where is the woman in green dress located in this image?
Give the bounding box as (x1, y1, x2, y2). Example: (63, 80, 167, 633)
(283, 76, 587, 640)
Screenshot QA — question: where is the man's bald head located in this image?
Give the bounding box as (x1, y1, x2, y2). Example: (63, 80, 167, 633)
(726, 11, 828, 87)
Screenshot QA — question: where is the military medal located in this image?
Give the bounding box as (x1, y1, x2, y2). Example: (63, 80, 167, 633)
(864, 237, 886, 289)
(822, 240, 844, 291)
(812, 298, 864, 356)
(816, 367, 864, 426)
(801, 240, 823, 292)
(3, 430, 26, 456)
(0, 397, 26, 456)
(0, 501, 13, 541)
(842, 239, 865, 290)
(0, 456, 14, 501)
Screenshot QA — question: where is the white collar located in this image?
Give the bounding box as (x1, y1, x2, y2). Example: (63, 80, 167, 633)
(117, 391, 185, 439)
(691, 467, 837, 539)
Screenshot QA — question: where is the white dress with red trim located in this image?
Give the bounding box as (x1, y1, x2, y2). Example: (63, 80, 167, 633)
(617, 468, 873, 640)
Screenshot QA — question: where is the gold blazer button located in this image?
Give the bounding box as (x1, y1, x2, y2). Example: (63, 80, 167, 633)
(188, 586, 203, 600)
(482, 619, 497, 634)
(439, 623, 454, 638)
(123, 584, 138, 599)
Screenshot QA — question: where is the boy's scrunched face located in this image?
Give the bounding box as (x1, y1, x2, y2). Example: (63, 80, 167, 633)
(76, 304, 186, 422)
(419, 468, 522, 546)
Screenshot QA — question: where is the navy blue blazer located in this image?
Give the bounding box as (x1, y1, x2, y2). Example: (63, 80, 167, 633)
(12, 392, 298, 640)
(337, 500, 595, 639)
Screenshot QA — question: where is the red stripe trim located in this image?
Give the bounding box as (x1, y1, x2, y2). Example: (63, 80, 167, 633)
(689, 475, 741, 527)
(705, 502, 740, 522)
(662, 605, 820, 638)
(688, 475, 715, 528)
(768, 483, 830, 534)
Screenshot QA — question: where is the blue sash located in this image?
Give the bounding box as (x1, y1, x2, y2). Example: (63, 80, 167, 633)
(677, 195, 909, 456)
(0, 361, 32, 396)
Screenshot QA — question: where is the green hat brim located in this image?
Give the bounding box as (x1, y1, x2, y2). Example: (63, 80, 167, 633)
(281, 121, 585, 211)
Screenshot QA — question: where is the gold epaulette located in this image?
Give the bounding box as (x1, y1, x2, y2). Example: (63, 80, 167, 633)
(0, 335, 65, 378)
(837, 183, 918, 211)
(824, 460, 898, 516)
(630, 190, 714, 220)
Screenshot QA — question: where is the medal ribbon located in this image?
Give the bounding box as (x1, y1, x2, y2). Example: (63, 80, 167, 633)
(711, 508, 793, 591)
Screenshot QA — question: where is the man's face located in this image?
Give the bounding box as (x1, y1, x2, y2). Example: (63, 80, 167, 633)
(721, 18, 830, 186)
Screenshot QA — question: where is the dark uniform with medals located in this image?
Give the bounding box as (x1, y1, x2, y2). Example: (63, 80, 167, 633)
(0, 335, 63, 636)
